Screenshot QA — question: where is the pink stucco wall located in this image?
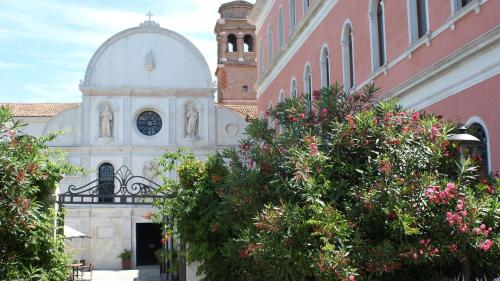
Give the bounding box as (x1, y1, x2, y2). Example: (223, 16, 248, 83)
(256, 0, 498, 108)
(425, 75, 500, 173)
(253, 0, 500, 171)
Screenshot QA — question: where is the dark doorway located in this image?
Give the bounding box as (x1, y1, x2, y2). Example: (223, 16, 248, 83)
(136, 223, 162, 266)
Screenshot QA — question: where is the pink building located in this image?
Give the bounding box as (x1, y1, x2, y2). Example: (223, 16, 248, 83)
(248, 0, 500, 173)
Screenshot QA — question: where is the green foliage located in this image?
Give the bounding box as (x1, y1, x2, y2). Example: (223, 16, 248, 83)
(118, 249, 132, 260)
(0, 106, 79, 281)
(155, 84, 499, 281)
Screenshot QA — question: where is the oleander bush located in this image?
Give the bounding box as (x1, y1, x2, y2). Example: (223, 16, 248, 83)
(0, 106, 78, 281)
(155, 84, 499, 281)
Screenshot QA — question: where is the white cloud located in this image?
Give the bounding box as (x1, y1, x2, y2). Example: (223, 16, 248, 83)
(0, 62, 31, 69)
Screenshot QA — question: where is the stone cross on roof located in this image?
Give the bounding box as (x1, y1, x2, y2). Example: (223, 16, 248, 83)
(140, 11, 159, 28)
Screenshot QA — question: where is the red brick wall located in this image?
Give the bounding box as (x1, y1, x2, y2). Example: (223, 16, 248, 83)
(217, 64, 257, 105)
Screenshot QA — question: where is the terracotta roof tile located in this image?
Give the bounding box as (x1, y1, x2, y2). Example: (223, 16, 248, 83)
(0, 103, 80, 117)
(218, 104, 258, 120)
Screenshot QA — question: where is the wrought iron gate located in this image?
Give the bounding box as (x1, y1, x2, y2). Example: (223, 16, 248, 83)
(58, 165, 165, 205)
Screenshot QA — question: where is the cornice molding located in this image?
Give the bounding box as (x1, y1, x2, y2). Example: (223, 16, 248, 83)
(255, 0, 333, 97)
(380, 25, 500, 110)
(80, 87, 216, 97)
(249, 0, 275, 32)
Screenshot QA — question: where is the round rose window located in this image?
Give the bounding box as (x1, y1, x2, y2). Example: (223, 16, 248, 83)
(137, 111, 162, 136)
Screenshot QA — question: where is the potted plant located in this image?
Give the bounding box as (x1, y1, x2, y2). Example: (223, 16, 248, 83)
(118, 249, 132, 270)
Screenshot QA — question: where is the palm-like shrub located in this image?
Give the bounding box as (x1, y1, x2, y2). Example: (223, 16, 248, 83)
(156, 84, 499, 281)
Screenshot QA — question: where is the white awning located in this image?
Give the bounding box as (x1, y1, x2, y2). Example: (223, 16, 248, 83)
(64, 225, 89, 239)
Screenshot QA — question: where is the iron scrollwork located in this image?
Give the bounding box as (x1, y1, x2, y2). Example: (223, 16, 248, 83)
(58, 165, 165, 205)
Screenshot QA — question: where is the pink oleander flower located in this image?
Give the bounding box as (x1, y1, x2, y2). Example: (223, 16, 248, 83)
(479, 239, 493, 252)
(299, 113, 306, 119)
(425, 183, 457, 204)
(458, 223, 469, 233)
(349, 275, 356, 281)
(308, 142, 318, 156)
(429, 125, 441, 141)
(412, 111, 420, 122)
(321, 108, 328, 116)
(474, 224, 492, 237)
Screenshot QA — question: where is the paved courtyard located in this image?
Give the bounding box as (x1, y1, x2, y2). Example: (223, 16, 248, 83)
(90, 266, 161, 281)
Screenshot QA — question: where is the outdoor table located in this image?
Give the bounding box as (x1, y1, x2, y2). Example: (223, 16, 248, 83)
(68, 263, 82, 280)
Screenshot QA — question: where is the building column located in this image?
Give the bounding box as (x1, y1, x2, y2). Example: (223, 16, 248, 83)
(219, 32, 228, 63)
(237, 32, 245, 62)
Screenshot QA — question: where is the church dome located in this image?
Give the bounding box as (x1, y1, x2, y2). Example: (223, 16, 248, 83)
(82, 20, 213, 90)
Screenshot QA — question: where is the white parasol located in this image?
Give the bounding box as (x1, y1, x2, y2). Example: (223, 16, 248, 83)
(64, 225, 89, 239)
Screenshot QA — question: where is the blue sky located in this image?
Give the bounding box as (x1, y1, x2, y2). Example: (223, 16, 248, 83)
(0, 0, 254, 103)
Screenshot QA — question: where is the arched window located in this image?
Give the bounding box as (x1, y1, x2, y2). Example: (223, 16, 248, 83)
(342, 23, 355, 90)
(289, 0, 297, 33)
(369, 0, 386, 70)
(304, 64, 312, 104)
(244, 35, 254, 52)
(98, 163, 115, 203)
(303, 0, 310, 14)
(468, 123, 489, 173)
(408, 0, 429, 43)
(259, 40, 264, 76)
(290, 78, 298, 98)
(227, 34, 237, 52)
(268, 25, 274, 64)
(454, 0, 473, 11)
(268, 102, 274, 128)
(320, 46, 331, 88)
(278, 7, 285, 49)
(279, 90, 285, 103)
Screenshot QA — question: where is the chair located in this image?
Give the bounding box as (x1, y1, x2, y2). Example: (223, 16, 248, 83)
(79, 263, 94, 281)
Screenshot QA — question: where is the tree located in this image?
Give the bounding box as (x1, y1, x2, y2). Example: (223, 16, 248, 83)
(155, 84, 499, 281)
(0, 106, 78, 281)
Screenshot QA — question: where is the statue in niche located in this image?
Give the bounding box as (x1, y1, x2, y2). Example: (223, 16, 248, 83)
(99, 105, 113, 138)
(185, 105, 199, 139)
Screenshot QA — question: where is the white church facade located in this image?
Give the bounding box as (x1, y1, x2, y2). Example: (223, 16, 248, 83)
(2, 18, 254, 277)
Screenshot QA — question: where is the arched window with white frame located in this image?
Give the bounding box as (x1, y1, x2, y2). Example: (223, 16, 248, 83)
(320, 46, 331, 88)
(303, 0, 310, 14)
(289, 0, 297, 33)
(259, 40, 264, 76)
(369, 0, 386, 71)
(290, 78, 298, 98)
(267, 25, 274, 64)
(465, 118, 491, 174)
(341, 22, 355, 90)
(267, 102, 274, 128)
(279, 90, 285, 103)
(408, 0, 429, 43)
(278, 7, 285, 49)
(304, 64, 312, 104)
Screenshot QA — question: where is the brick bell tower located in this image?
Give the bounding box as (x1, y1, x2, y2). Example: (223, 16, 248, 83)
(215, 1, 257, 105)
